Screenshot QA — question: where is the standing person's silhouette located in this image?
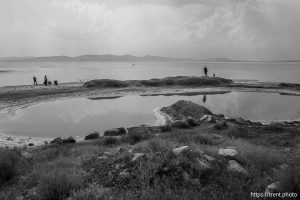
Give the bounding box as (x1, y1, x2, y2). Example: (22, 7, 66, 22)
(204, 66, 208, 76)
(33, 76, 37, 85)
(44, 75, 48, 86)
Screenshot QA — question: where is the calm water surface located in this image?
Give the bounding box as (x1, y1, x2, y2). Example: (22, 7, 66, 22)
(0, 92, 299, 138)
(0, 62, 300, 86)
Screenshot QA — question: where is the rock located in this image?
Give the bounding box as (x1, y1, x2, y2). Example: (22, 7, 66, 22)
(227, 160, 249, 176)
(160, 100, 213, 120)
(172, 146, 190, 156)
(104, 127, 127, 136)
(279, 164, 288, 170)
(21, 151, 33, 159)
(190, 179, 201, 185)
(187, 116, 200, 126)
(50, 137, 63, 145)
(214, 120, 227, 129)
(218, 148, 237, 157)
(132, 153, 145, 162)
(120, 170, 130, 178)
(15, 196, 24, 200)
(213, 134, 223, 140)
(171, 119, 191, 128)
(265, 182, 280, 193)
(236, 117, 248, 124)
(200, 115, 209, 121)
(204, 154, 216, 162)
(182, 171, 190, 181)
(118, 146, 128, 153)
(84, 132, 100, 140)
(62, 136, 76, 143)
(195, 157, 212, 170)
(208, 115, 216, 123)
(97, 156, 108, 161)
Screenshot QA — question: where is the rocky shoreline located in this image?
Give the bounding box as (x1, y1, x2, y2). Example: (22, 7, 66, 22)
(2, 99, 299, 149)
(0, 76, 300, 148)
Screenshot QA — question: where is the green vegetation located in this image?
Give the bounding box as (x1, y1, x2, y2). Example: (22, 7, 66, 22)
(0, 121, 299, 200)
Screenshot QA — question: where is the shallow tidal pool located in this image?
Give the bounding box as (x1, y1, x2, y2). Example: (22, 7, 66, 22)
(0, 92, 299, 138)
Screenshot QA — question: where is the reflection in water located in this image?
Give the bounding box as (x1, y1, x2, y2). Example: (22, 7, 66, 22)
(202, 95, 207, 103)
(0, 92, 299, 138)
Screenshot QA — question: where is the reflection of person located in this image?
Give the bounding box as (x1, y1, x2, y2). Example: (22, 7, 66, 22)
(44, 75, 48, 86)
(204, 66, 208, 76)
(202, 95, 207, 103)
(33, 76, 37, 85)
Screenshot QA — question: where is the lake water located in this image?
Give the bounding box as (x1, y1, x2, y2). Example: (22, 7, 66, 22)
(0, 92, 299, 138)
(0, 61, 300, 86)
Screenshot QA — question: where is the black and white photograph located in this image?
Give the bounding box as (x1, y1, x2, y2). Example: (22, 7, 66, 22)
(0, 0, 299, 199)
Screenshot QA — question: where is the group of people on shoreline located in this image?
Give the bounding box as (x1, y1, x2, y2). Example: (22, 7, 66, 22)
(33, 75, 58, 86)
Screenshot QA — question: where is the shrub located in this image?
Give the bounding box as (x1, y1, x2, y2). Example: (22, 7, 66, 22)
(68, 184, 110, 200)
(31, 158, 86, 200)
(275, 166, 300, 193)
(193, 135, 215, 145)
(103, 137, 120, 146)
(224, 126, 256, 138)
(133, 138, 175, 153)
(0, 149, 27, 185)
(223, 139, 285, 173)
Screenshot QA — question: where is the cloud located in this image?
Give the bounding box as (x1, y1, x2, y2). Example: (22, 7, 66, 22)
(0, 0, 299, 59)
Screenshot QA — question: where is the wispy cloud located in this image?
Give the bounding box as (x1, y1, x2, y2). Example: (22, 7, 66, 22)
(0, 0, 299, 60)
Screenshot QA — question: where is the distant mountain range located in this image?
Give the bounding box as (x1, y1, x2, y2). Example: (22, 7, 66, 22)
(1, 55, 299, 62)
(0, 55, 239, 62)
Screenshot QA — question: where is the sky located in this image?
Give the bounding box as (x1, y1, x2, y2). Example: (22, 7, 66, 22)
(0, 0, 300, 60)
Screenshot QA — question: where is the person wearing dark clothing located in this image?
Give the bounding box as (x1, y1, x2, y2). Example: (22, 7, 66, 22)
(33, 76, 37, 85)
(44, 75, 48, 86)
(204, 66, 208, 76)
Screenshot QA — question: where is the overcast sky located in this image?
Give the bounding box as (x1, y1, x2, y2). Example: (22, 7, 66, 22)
(0, 0, 299, 60)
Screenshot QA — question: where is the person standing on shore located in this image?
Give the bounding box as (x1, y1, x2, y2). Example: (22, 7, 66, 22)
(204, 66, 208, 76)
(33, 76, 37, 85)
(44, 75, 48, 86)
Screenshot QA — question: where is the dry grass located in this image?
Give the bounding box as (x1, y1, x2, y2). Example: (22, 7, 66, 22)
(0, 149, 28, 186)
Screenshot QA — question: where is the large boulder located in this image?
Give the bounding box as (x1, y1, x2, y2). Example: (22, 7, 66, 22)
(104, 127, 127, 136)
(50, 137, 63, 145)
(227, 160, 249, 176)
(160, 100, 213, 120)
(84, 132, 100, 140)
(62, 136, 76, 144)
(218, 148, 237, 157)
(172, 146, 190, 156)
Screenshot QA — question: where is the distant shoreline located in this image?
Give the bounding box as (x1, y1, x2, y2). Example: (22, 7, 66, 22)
(1, 54, 300, 62)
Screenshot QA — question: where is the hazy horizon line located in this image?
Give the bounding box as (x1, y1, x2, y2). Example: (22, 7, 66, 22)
(1, 54, 300, 62)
